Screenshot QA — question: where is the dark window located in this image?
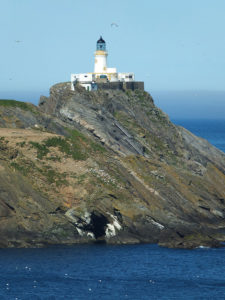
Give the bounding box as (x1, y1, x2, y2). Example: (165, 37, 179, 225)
(97, 43, 106, 51)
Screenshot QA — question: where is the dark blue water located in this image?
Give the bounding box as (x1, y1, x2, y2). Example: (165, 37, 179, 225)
(173, 119, 225, 153)
(1, 119, 225, 299)
(1, 244, 225, 300)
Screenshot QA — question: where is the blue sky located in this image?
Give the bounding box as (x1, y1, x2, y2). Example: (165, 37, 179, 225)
(1, 0, 225, 119)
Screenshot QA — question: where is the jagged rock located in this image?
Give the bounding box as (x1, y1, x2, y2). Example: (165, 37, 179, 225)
(0, 83, 224, 248)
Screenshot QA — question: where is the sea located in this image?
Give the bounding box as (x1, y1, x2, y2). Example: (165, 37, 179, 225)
(172, 119, 225, 153)
(0, 119, 225, 300)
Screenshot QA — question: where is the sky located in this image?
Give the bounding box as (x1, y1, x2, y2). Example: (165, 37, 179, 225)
(1, 0, 225, 119)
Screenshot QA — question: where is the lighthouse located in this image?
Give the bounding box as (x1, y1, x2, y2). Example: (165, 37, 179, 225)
(70, 36, 141, 91)
(94, 36, 108, 73)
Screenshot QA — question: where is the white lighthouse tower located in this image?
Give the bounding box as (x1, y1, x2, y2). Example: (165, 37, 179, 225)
(71, 36, 137, 91)
(94, 36, 108, 73)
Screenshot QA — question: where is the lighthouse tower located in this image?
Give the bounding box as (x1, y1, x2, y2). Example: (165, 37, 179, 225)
(94, 36, 108, 73)
(71, 36, 139, 91)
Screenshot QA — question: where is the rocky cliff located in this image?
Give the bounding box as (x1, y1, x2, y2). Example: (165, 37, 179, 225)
(0, 83, 224, 248)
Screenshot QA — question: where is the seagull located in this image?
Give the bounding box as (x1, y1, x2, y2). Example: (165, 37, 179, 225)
(15, 40, 22, 43)
(111, 22, 118, 27)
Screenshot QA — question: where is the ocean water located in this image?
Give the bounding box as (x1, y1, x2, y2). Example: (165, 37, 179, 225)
(0, 119, 225, 300)
(172, 119, 225, 153)
(1, 245, 225, 300)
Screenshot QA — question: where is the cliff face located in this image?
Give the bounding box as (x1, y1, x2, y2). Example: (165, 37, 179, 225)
(0, 84, 225, 248)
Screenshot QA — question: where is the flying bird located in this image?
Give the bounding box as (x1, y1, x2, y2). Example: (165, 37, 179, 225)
(15, 40, 22, 43)
(111, 22, 118, 27)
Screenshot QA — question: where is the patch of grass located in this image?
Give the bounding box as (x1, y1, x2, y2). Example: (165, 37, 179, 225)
(16, 141, 26, 147)
(77, 173, 87, 184)
(11, 158, 68, 186)
(0, 99, 38, 114)
(134, 90, 145, 101)
(125, 90, 132, 97)
(90, 142, 106, 153)
(29, 136, 88, 161)
(11, 158, 41, 176)
(67, 128, 88, 142)
(0, 137, 8, 144)
(71, 149, 87, 160)
(42, 168, 68, 186)
(28, 127, 107, 162)
(67, 128, 107, 155)
(46, 155, 61, 162)
(45, 137, 71, 154)
(29, 141, 49, 159)
(45, 169, 57, 184)
(10, 162, 28, 175)
(0, 138, 9, 152)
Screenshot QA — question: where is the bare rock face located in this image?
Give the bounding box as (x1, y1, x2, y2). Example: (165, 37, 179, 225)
(0, 83, 224, 248)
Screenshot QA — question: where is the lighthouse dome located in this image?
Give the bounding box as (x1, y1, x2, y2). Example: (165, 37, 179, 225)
(97, 36, 105, 43)
(96, 36, 106, 51)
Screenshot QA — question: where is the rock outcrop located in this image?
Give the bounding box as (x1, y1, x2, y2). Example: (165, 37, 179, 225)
(0, 83, 224, 248)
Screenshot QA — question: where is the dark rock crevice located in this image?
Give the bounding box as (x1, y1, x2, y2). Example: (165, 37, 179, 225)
(89, 212, 108, 239)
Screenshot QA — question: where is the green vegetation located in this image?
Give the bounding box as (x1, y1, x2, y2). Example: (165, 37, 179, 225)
(40, 166, 68, 186)
(29, 130, 106, 161)
(76, 173, 87, 184)
(8, 126, 108, 189)
(29, 136, 87, 160)
(16, 141, 26, 147)
(90, 141, 106, 153)
(10, 158, 40, 176)
(125, 90, 132, 97)
(29, 141, 50, 159)
(46, 155, 61, 162)
(0, 99, 38, 114)
(11, 159, 68, 187)
(135, 89, 145, 102)
(0, 137, 9, 149)
(67, 128, 88, 140)
(10, 162, 29, 175)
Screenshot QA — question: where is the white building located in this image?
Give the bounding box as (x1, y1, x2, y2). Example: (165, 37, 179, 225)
(71, 36, 135, 91)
